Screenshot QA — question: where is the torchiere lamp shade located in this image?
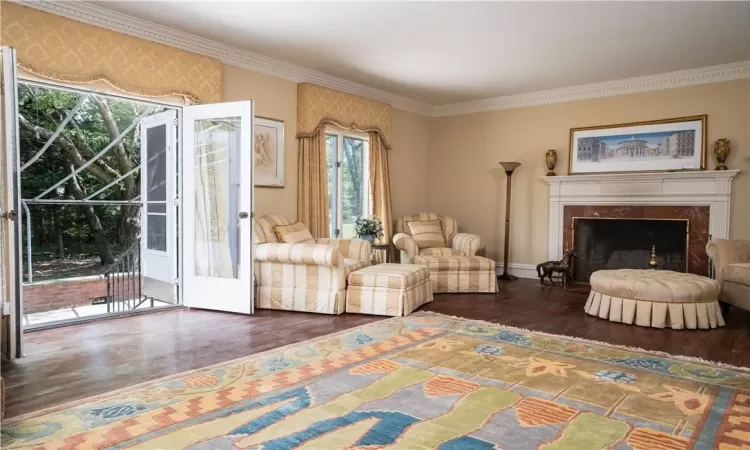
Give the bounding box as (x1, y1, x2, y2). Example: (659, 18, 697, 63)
(499, 161, 521, 174)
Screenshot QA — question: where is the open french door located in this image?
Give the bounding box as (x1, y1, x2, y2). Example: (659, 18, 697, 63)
(140, 110, 178, 303)
(181, 101, 254, 314)
(1, 47, 22, 359)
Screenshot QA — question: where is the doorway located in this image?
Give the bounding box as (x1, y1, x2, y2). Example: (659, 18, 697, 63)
(1, 46, 257, 360)
(17, 81, 180, 328)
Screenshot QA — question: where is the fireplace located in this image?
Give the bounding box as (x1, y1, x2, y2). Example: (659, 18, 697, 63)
(563, 205, 710, 277)
(571, 217, 689, 282)
(542, 171, 738, 282)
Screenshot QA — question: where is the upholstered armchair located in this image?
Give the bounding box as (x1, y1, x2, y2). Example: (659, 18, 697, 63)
(392, 213, 484, 263)
(706, 239, 750, 311)
(254, 215, 371, 314)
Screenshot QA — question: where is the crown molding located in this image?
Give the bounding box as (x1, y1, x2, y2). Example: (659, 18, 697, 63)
(11, 0, 434, 115)
(12, 1, 750, 118)
(433, 61, 750, 117)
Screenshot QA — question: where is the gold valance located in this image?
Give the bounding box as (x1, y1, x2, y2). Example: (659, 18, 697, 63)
(1, 3, 222, 104)
(297, 83, 392, 149)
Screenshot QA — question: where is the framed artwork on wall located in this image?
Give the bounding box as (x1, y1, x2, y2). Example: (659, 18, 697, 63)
(254, 116, 285, 187)
(569, 115, 707, 175)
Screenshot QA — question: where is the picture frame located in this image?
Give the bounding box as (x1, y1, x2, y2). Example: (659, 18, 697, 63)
(568, 115, 707, 175)
(254, 116, 285, 187)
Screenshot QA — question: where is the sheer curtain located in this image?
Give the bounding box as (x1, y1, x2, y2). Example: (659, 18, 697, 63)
(193, 119, 239, 279)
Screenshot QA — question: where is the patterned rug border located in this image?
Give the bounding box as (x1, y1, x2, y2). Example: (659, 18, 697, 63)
(6, 310, 748, 425)
(2, 315, 396, 423)
(421, 311, 750, 373)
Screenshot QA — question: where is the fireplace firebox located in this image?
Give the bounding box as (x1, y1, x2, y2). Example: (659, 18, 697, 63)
(571, 217, 689, 283)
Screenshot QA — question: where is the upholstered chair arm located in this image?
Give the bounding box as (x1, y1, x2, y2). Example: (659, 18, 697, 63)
(255, 243, 341, 267)
(316, 238, 372, 262)
(450, 233, 484, 256)
(393, 233, 419, 262)
(706, 239, 750, 285)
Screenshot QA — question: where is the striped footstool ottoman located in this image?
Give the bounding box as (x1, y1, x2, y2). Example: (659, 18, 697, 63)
(347, 263, 432, 316)
(412, 255, 497, 293)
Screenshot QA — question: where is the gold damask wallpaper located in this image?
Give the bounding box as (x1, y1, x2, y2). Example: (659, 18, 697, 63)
(297, 83, 392, 148)
(0, 3, 221, 104)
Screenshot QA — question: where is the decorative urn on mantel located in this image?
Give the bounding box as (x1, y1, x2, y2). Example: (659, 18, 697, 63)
(713, 139, 731, 170)
(542, 170, 740, 262)
(545, 149, 557, 176)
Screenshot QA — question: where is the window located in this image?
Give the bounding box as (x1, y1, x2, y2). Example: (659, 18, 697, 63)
(326, 129, 370, 238)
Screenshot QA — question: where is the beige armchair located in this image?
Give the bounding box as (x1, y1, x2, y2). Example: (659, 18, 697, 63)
(393, 213, 484, 263)
(254, 215, 371, 314)
(706, 239, 750, 311)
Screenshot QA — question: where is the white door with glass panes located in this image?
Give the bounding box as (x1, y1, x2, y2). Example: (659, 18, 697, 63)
(181, 101, 254, 314)
(1, 46, 22, 359)
(140, 110, 177, 303)
(326, 129, 370, 238)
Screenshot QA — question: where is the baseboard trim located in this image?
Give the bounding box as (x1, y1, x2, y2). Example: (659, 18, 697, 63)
(495, 263, 538, 280)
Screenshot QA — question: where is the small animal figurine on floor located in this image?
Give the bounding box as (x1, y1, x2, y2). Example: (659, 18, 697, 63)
(536, 250, 578, 286)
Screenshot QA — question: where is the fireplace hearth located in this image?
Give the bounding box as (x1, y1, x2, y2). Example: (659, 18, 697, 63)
(571, 218, 689, 282)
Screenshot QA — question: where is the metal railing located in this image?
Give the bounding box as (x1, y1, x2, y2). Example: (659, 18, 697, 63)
(104, 240, 151, 312)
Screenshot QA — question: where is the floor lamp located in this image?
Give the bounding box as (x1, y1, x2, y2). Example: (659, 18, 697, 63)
(498, 162, 521, 281)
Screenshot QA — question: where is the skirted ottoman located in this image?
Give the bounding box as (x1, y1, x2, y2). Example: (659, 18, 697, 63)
(584, 269, 724, 329)
(411, 255, 497, 293)
(347, 263, 432, 316)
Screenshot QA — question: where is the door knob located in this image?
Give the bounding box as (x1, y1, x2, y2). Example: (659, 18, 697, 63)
(239, 212, 249, 219)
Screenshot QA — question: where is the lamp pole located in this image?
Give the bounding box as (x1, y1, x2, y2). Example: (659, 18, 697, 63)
(498, 162, 521, 281)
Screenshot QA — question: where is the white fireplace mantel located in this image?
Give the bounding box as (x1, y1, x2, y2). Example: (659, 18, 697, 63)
(543, 170, 740, 261)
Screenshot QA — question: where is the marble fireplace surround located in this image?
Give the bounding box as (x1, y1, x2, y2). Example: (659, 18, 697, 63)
(563, 205, 709, 275)
(543, 170, 740, 275)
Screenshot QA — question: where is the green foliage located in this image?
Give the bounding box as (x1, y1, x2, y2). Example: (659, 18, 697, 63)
(17, 83, 167, 269)
(341, 137, 365, 223)
(326, 133, 368, 236)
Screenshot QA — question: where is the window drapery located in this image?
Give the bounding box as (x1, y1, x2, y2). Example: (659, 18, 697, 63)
(296, 83, 393, 243)
(368, 131, 394, 262)
(297, 132, 329, 238)
(1, 3, 221, 104)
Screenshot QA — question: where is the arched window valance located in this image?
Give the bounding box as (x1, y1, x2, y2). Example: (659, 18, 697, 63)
(1, 3, 221, 104)
(296, 83, 392, 149)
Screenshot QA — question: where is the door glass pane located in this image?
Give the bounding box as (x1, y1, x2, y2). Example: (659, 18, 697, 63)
(146, 125, 167, 202)
(147, 203, 166, 213)
(341, 137, 366, 238)
(193, 117, 241, 279)
(326, 134, 337, 237)
(147, 215, 167, 251)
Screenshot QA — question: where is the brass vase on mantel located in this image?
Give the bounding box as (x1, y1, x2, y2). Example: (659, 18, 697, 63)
(713, 138, 730, 170)
(545, 149, 557, 176)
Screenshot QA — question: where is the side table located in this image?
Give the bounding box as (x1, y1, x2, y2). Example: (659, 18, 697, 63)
(371, 243, 394, 263)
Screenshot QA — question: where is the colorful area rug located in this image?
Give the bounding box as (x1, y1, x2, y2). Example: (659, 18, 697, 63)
(3, 312, 750, 449)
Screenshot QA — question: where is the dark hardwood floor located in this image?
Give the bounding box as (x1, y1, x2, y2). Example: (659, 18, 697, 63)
(3, 278, 749, 419)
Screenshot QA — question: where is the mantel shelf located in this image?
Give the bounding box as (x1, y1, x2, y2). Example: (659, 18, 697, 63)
(543, 170, 739, 185)
(544, 170, 740, 261)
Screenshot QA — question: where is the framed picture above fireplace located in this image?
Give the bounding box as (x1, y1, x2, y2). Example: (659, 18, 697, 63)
(569, 115, 707, 175)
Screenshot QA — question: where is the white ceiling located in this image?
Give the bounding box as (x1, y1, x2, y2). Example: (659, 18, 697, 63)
(89, 1, 749, 105)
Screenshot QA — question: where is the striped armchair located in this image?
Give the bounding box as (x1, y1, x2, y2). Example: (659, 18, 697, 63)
(393, 213, 484, 263)
(254, 215, 372, 314)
